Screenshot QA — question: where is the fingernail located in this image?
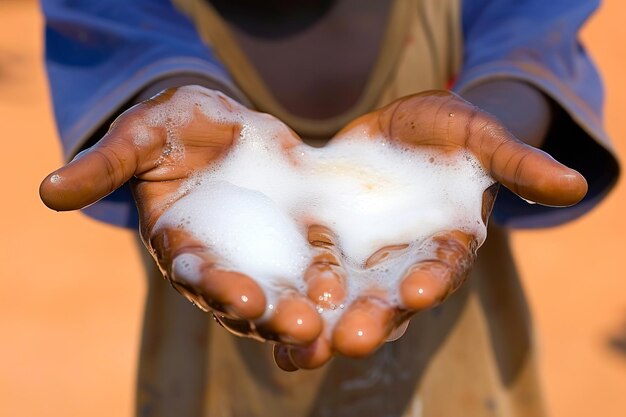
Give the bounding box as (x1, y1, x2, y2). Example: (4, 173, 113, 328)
(274, 345, 298, 372)
(386, 320, 410, 342)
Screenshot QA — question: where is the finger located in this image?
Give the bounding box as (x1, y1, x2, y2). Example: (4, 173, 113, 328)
(459, 108, 587, 207)
(288, 337, 333, 370)
(149, 227, 211, 311)
(202, 269, 267, 320)
(150, 227, 266, 319)
(39, 103, 164, 211)
(399, 262, 451, 310)
(259, 296, 323, 345)
(400, 230, 476, 310)
(273, 345, 298, 372)
(332, 296, 395, 358)
(304, 225, 347, 311)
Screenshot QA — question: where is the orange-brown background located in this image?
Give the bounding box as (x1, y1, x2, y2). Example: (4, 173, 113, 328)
(1, 0, 624, 416)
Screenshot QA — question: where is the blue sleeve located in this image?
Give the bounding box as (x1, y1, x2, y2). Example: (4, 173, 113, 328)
(456, 0, 620, 228)
(42, 0, 245, 228)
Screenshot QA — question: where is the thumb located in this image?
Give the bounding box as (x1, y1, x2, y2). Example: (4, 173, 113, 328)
(467, 122, 588, 207)
(39, 104, 163, 211)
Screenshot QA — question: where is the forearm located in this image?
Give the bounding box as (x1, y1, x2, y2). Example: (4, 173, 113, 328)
(460, 79, 553, 149)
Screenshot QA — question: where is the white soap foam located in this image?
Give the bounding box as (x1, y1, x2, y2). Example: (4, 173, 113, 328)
(130, 123, 151, 147)
(163, 180, 312, 287)
(172, 253, 204, 285)
(153, 87, 495, 327)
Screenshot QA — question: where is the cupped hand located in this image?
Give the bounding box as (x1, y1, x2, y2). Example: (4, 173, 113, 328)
(39, 86, 327, 349)
(275, 90, 587, 370)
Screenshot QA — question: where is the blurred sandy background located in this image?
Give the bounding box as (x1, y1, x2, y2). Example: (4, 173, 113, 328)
(1, 0, 624, 416)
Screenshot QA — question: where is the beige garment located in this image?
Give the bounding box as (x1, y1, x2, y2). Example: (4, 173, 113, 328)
(136, 1, 547, 416)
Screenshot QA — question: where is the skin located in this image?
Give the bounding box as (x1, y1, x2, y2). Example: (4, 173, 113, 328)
(39, 85, 587, 371)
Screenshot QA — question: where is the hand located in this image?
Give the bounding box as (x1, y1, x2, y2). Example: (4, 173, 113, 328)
(273, 90, 587, 370)
(39, 86, 327, 349)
